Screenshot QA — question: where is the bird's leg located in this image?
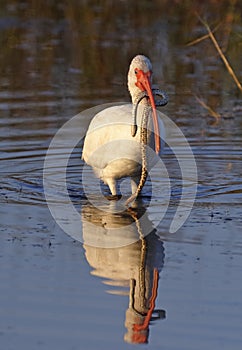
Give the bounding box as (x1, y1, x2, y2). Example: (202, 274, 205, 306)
(105, 178, 121, 200)
(106, 178, 117, 195)
(130, 176, 140, 195)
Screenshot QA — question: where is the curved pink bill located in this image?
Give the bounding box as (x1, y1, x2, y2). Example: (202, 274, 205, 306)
(135, 69, 160, 154)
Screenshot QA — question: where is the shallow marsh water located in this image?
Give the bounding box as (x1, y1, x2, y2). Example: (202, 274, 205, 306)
(0, 1, 242, 349)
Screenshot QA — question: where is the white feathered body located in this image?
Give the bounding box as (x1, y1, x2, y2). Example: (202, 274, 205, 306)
(82, 104, 165, 186)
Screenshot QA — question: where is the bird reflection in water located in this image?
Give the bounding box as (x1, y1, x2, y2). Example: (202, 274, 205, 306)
(82, 201, 166, 344)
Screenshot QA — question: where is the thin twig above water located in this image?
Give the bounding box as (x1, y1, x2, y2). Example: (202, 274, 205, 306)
(196, 15, 242, 92)
(194, 95, 221, 125)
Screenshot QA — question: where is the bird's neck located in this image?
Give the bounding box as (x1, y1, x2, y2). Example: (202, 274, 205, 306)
(132, 94, 150, 106)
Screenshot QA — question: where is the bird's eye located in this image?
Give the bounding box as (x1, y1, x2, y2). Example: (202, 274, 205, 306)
(134, 69, 138, 75)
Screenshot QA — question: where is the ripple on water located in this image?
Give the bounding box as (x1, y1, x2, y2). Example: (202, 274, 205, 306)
(1, 137, 242, 208)
(0, 87, 242, 213)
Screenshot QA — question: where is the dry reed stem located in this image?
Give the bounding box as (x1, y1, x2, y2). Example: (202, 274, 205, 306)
(195, 95, 221, 124)
(197, 16, 242, 92)
(186, 23, 221, 46)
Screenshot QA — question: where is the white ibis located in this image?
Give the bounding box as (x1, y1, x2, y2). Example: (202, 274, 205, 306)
(82, 55, 168, 203)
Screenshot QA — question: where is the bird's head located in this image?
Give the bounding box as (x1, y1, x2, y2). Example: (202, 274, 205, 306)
(127, 55, 160, 154)
(127, 55, 153, 100)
